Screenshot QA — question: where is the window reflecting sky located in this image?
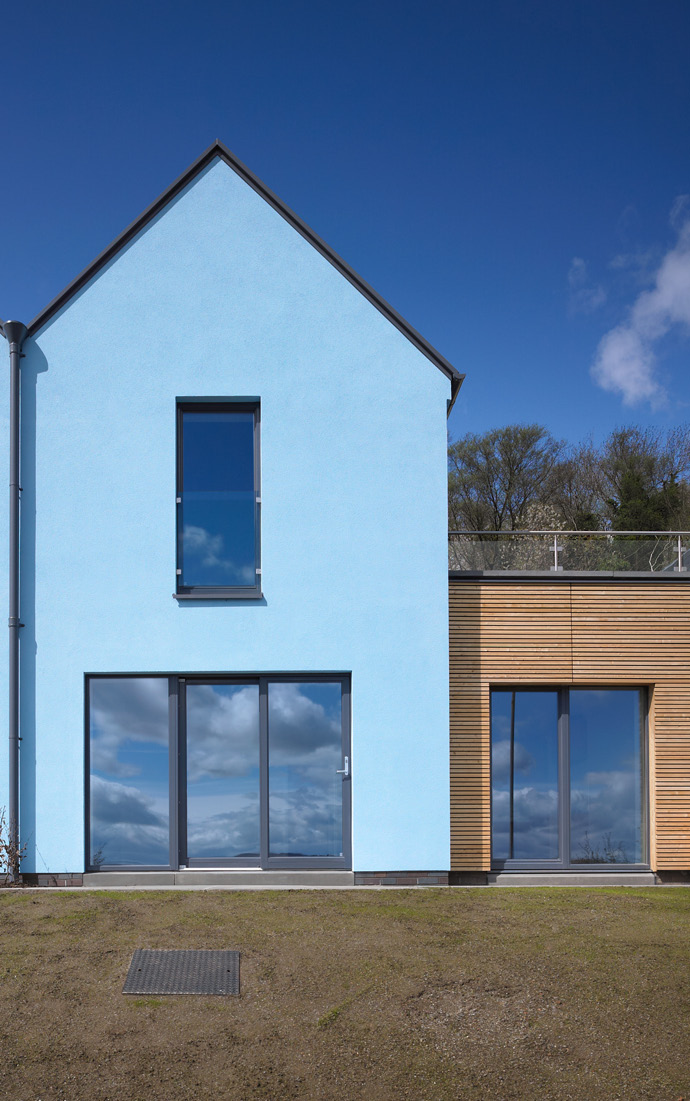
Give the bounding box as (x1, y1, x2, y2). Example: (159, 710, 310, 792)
(491, 688, 644, 866)
(570, 690, 643, 864)
(186, 683, 260, 860)
(89, 677, 347, 867)
(268, 682, 343, 857)
(491, 690, 559, 862)
(89, 677, 170, 867)
(180, 410, 256, 588)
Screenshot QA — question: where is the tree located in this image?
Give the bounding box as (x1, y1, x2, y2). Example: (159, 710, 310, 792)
(550, 443, 604, 530)
(448, 424, 564, 531)
(601, 426, 690, 531)
(448, 423, 690, 551)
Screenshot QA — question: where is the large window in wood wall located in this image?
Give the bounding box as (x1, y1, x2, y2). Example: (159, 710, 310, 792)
(491, 688, 647, 869)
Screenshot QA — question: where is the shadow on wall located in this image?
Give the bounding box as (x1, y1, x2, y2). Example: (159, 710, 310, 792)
(19, 342, 49, 874)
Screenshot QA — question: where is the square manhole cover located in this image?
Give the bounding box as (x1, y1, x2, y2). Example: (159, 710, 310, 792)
(123, 949, 240, 996)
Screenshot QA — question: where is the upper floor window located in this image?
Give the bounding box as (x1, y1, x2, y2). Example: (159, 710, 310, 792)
(175, 400, 261, 598)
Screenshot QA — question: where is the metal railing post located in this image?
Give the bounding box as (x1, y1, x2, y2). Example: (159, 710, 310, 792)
(551, 533, 563, 572)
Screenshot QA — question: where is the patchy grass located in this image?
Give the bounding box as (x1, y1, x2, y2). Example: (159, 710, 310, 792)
(0, 887, 688, 1099)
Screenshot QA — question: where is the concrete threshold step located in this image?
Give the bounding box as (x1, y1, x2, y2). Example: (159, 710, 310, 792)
(82, 870, 355, 889)
(488, 872, 657, 887)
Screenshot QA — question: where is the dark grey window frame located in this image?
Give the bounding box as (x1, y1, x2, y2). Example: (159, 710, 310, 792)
(174, 398, 262, 601)
(490, 685, 650, 873)
(85, 672, 352, 872)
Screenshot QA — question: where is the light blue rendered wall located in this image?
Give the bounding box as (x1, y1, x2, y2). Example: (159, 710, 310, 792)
(0, 157, 452, 873)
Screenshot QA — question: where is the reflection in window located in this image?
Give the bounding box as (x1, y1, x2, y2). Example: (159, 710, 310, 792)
(86, 674, 350, 870)
(268, 682, 343, 857)
(89, 678, 170, 867)
(490, 687, 646, 867)
(570, 690, 643, 864)
(186, 683, 260, 860)
(178, 404, 259, 592)
(491, 691, 559, 862)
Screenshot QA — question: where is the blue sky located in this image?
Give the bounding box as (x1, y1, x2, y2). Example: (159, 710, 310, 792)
(2, 0, 690, 444)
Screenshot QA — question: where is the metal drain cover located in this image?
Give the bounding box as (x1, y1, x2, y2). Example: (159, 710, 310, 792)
(123, 949, 240, 996)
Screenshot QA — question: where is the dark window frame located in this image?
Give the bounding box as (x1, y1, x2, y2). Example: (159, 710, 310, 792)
(85, 672, 352, 873)
(489, 685, 649, 872)
(174, 398, 262, 600)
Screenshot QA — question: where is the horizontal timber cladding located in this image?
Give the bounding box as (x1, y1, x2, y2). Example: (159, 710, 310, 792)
(449, 580, 690, 872)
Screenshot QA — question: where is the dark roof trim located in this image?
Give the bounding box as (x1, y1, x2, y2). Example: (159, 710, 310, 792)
(27, 140, 463, 409)
(449, 570, 690, 583)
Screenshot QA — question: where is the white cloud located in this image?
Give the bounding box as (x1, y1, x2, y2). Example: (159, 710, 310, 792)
(492, 769, 643, 864)
(491, 739, 536, 784)
(267, 786, 343, 857)
(90, 775, 169, 865)
(185, 681, 341, 784)
(90, 677, 169, 777)
(183, 524, 255, 584)
(93, 680, 342, 784)
(568, 257, 606, 314)
(91, 774, 164, 828)
(186, 684, 260, 781)
(570, 768, 641, 863)
(492, 785, 559, 861)
(591, 325, 660, 405)
(607, 248, 658, 285)
(186, 781, 344, 860)
(187, 794, 261, 858)
(591, 210, 690, 406)
(670, 194, 690, 230)
(268, 683, 341, 758)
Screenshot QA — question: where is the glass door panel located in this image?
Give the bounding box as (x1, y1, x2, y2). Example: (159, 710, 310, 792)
(88, 677, 171, 868)
(267, 681, 344, 858)
(491, 690, 560, 863)
(185, 683, 260, 862)
(569, 689, 644, 865)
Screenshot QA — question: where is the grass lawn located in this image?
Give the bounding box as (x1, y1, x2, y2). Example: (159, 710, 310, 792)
(0, 887, 689, 1100)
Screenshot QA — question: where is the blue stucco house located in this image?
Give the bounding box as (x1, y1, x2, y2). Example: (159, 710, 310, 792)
(0, 141, 462, 886)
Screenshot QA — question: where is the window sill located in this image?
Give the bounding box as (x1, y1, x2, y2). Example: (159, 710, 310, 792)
(173, 592, 264, 601)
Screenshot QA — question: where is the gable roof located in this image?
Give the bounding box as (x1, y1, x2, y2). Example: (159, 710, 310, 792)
(27, 140, 463, 409)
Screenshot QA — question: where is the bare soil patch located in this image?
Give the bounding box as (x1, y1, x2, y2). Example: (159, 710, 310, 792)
(0, 887, 688, 1100)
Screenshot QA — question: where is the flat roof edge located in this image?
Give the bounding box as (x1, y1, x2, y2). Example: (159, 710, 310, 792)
(449, 570, 690, 582)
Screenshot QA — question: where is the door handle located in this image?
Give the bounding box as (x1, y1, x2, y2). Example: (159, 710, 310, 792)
(336, 756, 349, 778)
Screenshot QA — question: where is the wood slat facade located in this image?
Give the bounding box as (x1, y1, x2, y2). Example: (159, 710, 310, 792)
(449, 580, 690, 871)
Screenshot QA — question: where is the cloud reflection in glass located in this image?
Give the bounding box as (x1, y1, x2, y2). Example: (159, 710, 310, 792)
(89, 678, 170, 867)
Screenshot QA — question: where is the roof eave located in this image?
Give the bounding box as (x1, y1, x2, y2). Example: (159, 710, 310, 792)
(447, 372, 465, 415)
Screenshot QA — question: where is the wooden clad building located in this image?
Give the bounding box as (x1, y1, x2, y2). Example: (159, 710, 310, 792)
(449, 578, 690, 876)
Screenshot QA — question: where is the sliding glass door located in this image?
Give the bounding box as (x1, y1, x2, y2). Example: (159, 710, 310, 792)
(490, 687, 646, 869)
(184, 682, 261, 865)
(87, 674, 351, 871)
(491, 690, 560, 863)
(87, 677, 173, 868)
(568, 690, 644, 865)
(267, 681, 345, 860)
